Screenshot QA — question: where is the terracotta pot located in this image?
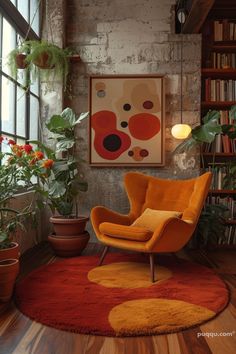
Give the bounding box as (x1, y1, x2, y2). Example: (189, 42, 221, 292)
(50, 216, 89, 236)
(0, 242, 19, 262)
(15, 53, 28, 69)
(0, 259, 19, 302)
(32, 52, 54, 69)
(48, 231, 90, 257)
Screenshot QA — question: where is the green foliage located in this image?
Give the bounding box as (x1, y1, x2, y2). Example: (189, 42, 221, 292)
(7, 40, 71, 91)
(192, 204, 229, 248)
(173, 106, 236, 154)
(34, 108, 89, 217)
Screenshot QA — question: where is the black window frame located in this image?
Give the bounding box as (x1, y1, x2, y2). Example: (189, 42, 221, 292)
(0, 0, 41, 144)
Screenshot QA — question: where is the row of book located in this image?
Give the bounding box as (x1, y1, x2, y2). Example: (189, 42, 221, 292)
(214, 20, 236, 41)
(204, 164, 234, 190)
(211, 52, 236, 69)
(204, 79, 236, 101)
(206, 196, 236, 245)
(219, 225, 236, 245)
(203, 134, 236, 153)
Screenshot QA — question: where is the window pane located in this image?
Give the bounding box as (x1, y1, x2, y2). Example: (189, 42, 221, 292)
(30, 0, 40, 35)
(16, 87, 26, 136)
(29, 95, 39, 140)
(2, 19, 16, 76)
(17, 0, 29, 23)
(1, 77, 15, 134)
(10, 0, 16, 5)
(30, 75, 39, 95)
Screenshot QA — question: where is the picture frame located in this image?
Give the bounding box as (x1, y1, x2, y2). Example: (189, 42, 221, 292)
(89, 75, 165, 166)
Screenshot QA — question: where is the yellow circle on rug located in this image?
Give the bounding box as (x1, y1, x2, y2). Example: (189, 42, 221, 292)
(87, 262, 172, 288)
(109, 298, 216, 335)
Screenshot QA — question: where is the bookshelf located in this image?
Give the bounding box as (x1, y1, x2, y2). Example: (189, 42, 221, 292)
(201, 16, 236, 248)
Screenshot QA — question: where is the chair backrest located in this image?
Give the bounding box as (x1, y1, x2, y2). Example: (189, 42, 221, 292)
(124, 172, 212, 225)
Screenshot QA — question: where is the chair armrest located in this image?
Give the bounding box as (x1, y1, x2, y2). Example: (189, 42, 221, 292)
(146, 217, 194, 252)
(91, 206, 132, 240)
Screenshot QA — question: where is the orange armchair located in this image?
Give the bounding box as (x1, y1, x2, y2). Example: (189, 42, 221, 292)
(91, 172, 212, 282)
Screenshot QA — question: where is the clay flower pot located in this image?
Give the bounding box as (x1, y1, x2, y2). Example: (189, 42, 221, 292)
(15, 53, 28, 69)
(48, 216, 90, 257)
(48, 232, 90, 257)
(50, 216, 89, 236)
(0, 259, 19, 302)
(0, 242, 19, 262)
(32, 52, 55, 69)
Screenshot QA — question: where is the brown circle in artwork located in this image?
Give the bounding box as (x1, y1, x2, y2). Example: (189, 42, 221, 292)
(143, 100, 154, 109)
(140, 149, 149, 157)
(95, 82, 106, 91)
(128, 150, 134, 156)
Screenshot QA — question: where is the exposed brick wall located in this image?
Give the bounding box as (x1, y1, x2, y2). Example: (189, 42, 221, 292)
(42, 0, 202, 240)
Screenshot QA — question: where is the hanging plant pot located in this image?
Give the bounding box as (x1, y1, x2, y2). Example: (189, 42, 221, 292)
(0, 242, 19, 262)
(0, 259, 19, 302)
(15, 53, 28, 69)
(32, 52, 55, 69)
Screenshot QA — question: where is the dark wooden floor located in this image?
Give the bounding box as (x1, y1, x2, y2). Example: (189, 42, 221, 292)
(0, 242, 235, 354)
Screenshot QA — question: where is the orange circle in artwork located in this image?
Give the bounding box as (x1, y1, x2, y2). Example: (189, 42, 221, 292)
(129, 113, 160, 140)
(95, 82, 106, 91)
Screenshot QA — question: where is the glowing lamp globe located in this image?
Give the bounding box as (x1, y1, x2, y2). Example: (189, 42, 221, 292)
(171, 124, 191, 139)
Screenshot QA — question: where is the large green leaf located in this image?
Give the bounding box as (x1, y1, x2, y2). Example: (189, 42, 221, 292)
(192, 117, 222, 143)
(202, 110, 220, 124)
(56, 138, 75, 151)
(70, 178, 88, 194)
(61, 108, 77, 127)
(229, 105, 236, 121)
(46, 115, 71, 133)
(74, 111, 89, 125)
(48, 181, 66, 198)
(0, 231, 8, 243)
(172, 137, 199, 154)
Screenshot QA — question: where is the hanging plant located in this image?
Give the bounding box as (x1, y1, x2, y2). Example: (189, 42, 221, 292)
(7, 40, 71, 91)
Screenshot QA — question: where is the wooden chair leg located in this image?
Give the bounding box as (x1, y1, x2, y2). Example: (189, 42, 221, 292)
(99, 246, 109, 266)
(149, 253, 155, 283)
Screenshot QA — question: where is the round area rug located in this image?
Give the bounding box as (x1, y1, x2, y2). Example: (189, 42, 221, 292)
(15, 253, 229, 337)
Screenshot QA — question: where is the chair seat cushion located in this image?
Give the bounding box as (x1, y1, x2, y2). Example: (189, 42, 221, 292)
(99, 222, 153, 242)
(132, 208, 182, 232)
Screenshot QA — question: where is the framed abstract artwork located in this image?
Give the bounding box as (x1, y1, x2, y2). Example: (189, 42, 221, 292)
(89, 75, 165, 166)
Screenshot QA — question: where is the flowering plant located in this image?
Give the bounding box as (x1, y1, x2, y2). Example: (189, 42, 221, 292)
(0, 137, 54, 249)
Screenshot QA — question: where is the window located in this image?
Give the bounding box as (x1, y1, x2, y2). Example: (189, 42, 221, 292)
(0, 0, 40, 149)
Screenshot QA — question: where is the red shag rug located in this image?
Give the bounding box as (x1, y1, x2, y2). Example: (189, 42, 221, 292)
(15, 253, 229, 337)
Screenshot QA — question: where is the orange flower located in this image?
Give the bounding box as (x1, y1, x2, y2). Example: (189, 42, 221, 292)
(34, 151, 44, 160)
(42, 159, 54, 169)
(11, 144, 23, 157)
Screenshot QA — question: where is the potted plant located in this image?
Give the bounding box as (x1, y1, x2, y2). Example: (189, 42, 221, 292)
(0, 137, 54, 301)
(33, 108, 89, 257)
(7, 40, 70, 90)
(173, 105, 236, 249)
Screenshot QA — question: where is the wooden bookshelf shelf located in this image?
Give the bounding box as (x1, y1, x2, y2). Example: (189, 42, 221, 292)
(202, 152, 236, 157)
(202, 68, 236, 78)
(212, 42, 236, 52)
(201, 101, 236, 109)
(209, 189, 236, 195)
(224, 219, 236, 225)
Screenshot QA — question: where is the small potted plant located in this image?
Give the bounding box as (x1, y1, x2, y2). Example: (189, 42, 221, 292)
(33, 108, 89, 257)
(7, 40, 70, 89)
